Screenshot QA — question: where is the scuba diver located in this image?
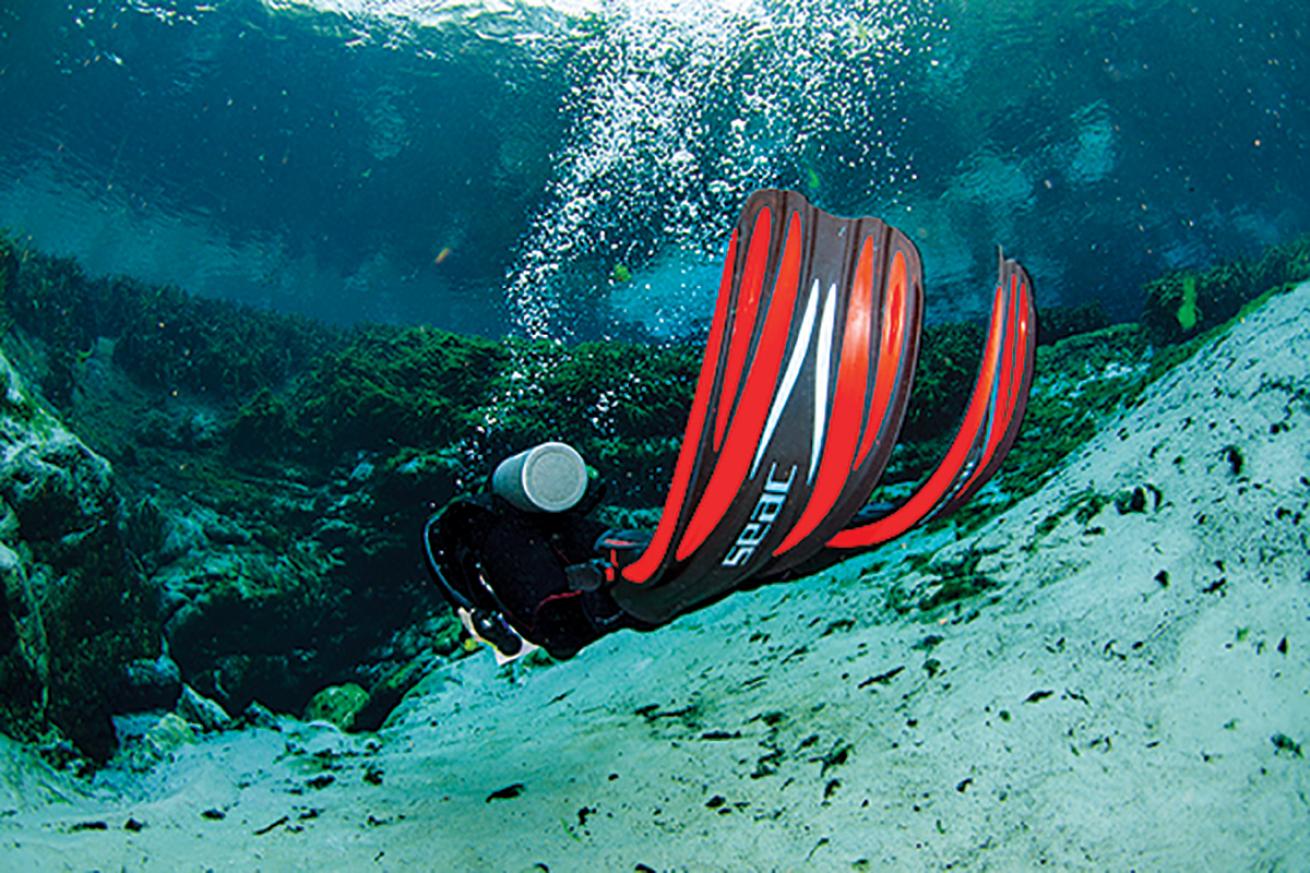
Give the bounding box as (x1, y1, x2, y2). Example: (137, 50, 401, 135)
(424, 189, 1036, 662)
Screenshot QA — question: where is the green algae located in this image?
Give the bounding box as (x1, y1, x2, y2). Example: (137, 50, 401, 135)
(1141, 232, 1310, 346)
(0, 245, 336, 404)
(287, 324, 505, 463)
(1176, 274, 1200, 331)
(882, 547, 998, 618)
(303, 683, 369, 730)
(485, 338, 697, 503)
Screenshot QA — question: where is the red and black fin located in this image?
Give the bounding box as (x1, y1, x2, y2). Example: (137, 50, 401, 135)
(610, 191, 1037, 626)
(825, 251, 1036, 552)
(611, 189, 925, 624)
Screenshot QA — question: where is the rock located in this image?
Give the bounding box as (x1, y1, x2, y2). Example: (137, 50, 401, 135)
(238, 701, 280, 730)
(0, 732, 79, 812)
(176, 686, 231, 732)
(313, 518, 357, 551)
(158, 547, 342, 714)
(303, 684, 369, 730)
(122, 497, 168, 566)
(349, 459, 375, 483)
(115, 654, 182, 713)
(351, 657, 433, 733)
(0, 351, 154, 761)
(114, 712, 197, 773)
(0, 427, 114, 545)
(132, 409, 222, 451)
(143, 712, 196, 753)
(372, 448, 458, 511)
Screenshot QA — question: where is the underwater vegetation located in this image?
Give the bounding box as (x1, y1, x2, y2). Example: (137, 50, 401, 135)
(0, 239, 337, 407)
(1140, 233, 1310, 344)
(285, 325, 506, 464)
(0, 349, 154, 762)
(0, 225, 1308, 764)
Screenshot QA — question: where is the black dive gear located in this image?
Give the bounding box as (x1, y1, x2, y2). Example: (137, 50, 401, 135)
(423, 491, 648, 659)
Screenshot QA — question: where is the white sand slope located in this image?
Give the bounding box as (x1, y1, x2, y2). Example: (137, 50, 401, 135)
(4, 284, 1309, 872)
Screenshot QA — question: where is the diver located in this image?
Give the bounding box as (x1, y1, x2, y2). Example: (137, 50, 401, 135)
(423, 189, 1036, 662)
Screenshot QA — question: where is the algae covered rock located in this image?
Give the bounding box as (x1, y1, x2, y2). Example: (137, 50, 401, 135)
(350, 654, 437, 733)
(0, 350, 155, 760)
(158, 545, 337, 712)
(143, 711, 197, 753)
(176, 685, 232, 732)
(227, 387, 292, 457)
(115, 653, 183, 712)
(303, 683, 369, 730)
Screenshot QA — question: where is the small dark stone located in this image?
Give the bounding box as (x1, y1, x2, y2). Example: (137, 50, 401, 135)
(1129, 487, 1146, 512)
(1271, 733, 1303, 758)
(70, 820, 108, 832)
(700, 729, 741, 740)
(1025, 690, 1055, 704)
(486, 783, 525, 802)
(821, 619, 855, 636)
(1223, 445, 1244, 476)
(306, 774, 335, 790)
(254, 816, 289, 836)
(124, 817, 145, 832)
(1277, 637, 1288, 655)
(705, 795, 726, 809)
(1115, 486, 1149, 514)
(858, 665, 906, 689)
(1155, 570, 1170, 587)
(819, 744, 851, 776)
(363, 766, 384, 786)
(239, 701, 280, 730)
(201, 808, 226, 820)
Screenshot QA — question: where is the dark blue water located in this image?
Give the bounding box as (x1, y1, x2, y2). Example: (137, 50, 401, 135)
(1, 0, 1306, 340)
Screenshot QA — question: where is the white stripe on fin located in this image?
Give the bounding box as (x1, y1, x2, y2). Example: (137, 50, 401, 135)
(750, 278, 822, 479)
(810, 282, 838, 483)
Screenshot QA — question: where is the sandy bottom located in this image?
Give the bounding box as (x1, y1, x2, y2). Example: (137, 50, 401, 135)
(4, 285, 1309, 872)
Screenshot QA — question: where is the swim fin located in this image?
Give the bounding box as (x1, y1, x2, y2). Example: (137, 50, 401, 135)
(610, 189, 1036, 625)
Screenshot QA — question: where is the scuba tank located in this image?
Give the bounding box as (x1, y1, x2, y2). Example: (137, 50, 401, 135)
(491, 441, 588, 513)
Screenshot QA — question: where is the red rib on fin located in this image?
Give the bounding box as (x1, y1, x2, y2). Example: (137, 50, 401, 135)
(827, 256, 1036, 550)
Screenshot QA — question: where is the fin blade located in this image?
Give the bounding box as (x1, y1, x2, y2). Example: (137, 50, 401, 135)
(827, 256, 1037, 550)
(675, 210, 804, 561)
(616, 190, 925, 623)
